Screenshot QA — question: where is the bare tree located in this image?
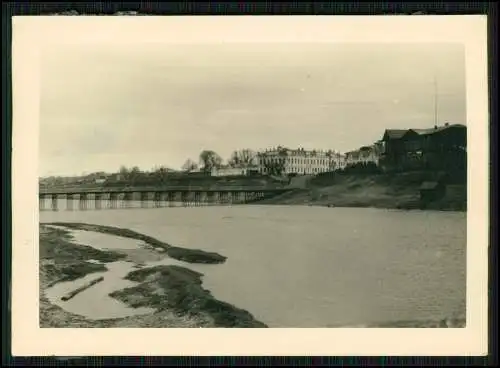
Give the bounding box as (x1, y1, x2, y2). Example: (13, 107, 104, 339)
(182, 159, 198, 172)
(228, 149, 257, 168)
(199, 150, 223, 172)
(259, 153, 286, 176)
(119, 165, 129, 178)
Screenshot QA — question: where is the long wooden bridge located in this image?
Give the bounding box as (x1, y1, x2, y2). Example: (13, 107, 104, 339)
(38, 186, 292, 211)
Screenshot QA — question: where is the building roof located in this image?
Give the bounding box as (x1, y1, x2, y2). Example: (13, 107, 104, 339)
(414, 123, 466, 136)
(382, 129, 409, 140)
(384, 124, 466, 141)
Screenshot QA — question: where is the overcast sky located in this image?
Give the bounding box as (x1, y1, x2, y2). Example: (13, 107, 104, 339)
(39, 42, 466, 177)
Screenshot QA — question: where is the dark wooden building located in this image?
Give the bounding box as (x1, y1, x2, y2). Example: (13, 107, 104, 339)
(379, 123, 466, 172)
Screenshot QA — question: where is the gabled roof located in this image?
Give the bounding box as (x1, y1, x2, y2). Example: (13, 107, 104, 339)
(406, 124, 466, 137)
(382, 129, 408, 140)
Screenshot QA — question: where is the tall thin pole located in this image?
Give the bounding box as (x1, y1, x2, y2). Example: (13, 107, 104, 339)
(433, 74, 438, 127)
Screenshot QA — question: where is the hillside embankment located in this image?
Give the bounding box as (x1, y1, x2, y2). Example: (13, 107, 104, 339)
(261, 171, 467, 212)
(41, 175, 287, 192)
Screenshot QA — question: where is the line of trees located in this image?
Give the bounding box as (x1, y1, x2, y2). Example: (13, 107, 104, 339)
(182, 147, 292, 176)
(181, 149, 259, 173)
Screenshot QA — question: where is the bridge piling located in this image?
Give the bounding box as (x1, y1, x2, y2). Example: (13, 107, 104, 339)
(185, 193, 189, 207)
(139, 192, 147, 208)
(79, 194, 87, 211)
(121, 192, 130, 209)
(39, 186, 287, 211)
(95, 193, 102, 210)
(154, 192, 161, 208)
(66, 194, 73, 211)
(207, 192, 214, 206)
(51, 194, 58, 211)
(166, 192, 174, 207)
(159, 192, 167, 207)
(110, 193, 118, 209)
(200, 191, 207, 206)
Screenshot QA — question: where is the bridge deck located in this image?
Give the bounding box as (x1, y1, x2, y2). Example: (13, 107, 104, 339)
(39, 186, 291, 195)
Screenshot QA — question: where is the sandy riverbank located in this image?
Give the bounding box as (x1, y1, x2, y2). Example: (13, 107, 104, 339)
(39, 224, 266, 328)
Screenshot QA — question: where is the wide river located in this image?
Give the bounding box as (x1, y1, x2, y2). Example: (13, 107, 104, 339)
(40, 202, 466, 327)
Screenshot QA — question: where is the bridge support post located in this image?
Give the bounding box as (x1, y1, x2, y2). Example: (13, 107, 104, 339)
(194, 192, 200, 207)
(51, 194, 58, 211)
(110, 192, 118, 209)
(180, 192, 188, 207)
(200, 192, 208, 206)
(154, 192, 162, 208)
(79, 193, 88, 211)
(140, 192, 148, 208)
(160, 192, 168, 207)
(94, 193, 102, 210)
(39, 195, 45, 211)
(66, 194, 73, 211)
(206, 192, 214, 206)
(167, 192, 175, 207)
(121, 192, 131, 208)
(102, 193, 111, 209)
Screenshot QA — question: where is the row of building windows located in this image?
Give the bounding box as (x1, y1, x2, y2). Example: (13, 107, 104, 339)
(261, 166, 332, 174)
(258, 157, 337, 166)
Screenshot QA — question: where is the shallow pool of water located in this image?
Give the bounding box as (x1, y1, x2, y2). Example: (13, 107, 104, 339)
(45, 225, 146, 250)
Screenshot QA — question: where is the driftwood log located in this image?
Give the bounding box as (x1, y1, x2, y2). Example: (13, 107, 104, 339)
(61, 276, 104, 301)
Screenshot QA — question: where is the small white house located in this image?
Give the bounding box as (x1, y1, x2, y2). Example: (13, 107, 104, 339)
(211, 166, 249, 177)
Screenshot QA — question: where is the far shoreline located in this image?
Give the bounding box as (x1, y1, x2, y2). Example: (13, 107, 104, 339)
(40, 170, 467, 213)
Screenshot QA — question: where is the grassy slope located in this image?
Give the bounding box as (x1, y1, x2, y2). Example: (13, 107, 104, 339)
(259, 171, 467, 211)
(41, 175, 284, 192)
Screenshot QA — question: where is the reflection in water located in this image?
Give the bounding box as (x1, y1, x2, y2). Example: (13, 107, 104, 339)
(41, 205, 466, 327)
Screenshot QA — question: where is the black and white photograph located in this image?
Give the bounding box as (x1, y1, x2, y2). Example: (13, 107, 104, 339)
(12, 15, 488, 356)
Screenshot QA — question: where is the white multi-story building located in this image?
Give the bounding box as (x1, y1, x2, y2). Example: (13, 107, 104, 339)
(256, 147, 345, 175)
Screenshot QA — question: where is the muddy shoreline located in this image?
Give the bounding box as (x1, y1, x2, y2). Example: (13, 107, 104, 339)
(39, 224, 266, 328)
(43, 222, 227, 264)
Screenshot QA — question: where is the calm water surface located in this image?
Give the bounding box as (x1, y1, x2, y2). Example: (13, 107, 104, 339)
(41, 203, 466, 327)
